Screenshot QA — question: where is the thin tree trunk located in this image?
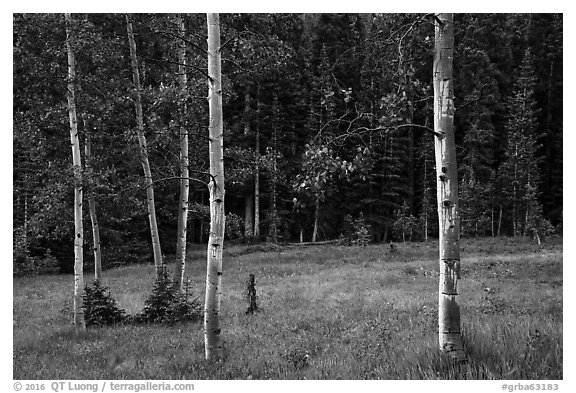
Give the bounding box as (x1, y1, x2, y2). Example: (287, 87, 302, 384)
(126, 14, 164, 276)
(498, 203, 503, 236)
(200, 220, 204, 243)
(243, 88, 254, 239)
(204, 13, 226, 362)
(244, 194, 254, 238)
(268, 91, 279, 243)
(512, 144, 519, 237)
(65, 13, 85, 330)
(84, 120, 102, 282)
(23, 191, 29, 258)
(433, 13, 465, 362)
(174, 13, 190, 292)
(312, 195, 320, 242)
(253, 85, 261, 238)
(491, 206, 495, 237)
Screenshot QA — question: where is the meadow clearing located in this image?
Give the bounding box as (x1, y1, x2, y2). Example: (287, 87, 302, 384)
(13, 237, 562, 380)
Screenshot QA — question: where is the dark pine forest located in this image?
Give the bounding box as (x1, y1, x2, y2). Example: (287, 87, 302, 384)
(13, 13, 563, 274)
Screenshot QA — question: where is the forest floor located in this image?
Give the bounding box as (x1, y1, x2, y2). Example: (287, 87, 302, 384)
(13, 236, 562, 380)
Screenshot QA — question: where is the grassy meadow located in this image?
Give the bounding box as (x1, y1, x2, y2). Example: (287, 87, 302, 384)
(13, 237, 562, 380)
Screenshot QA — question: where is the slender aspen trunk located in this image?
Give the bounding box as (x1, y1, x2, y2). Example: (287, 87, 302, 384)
(253, 86, 261, 238)
(433, 13, 465, 362)
(84, 120, 102, 281)
(126, 15, 164, 276)
(312, 196, 320, 243)
(65, 13, 85, 330)
(204, 13, 226, 362)
(491, 206, 495, 237)
(174, 13, 190, 292)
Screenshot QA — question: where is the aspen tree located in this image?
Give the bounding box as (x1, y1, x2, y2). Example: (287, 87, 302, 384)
(126, 14, 164, 277)
(204, 12, 226, 362)
(65, 13, 85, 330)
(84, 120, 102, 281)
(433, 13, 466, 362)
(174, 13, 190, 291)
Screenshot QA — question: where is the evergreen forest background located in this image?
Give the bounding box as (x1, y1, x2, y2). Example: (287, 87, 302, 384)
(13, 13, 563, 275)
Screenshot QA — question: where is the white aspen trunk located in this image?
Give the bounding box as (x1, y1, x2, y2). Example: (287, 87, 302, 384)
(126, 14, 164, 276)
(84, 121, 102, 281)
(174, 13, 190, 292)
(433, 13, 465, 362)
(65, 13, 85, 330)
(204, 13, 226, 362)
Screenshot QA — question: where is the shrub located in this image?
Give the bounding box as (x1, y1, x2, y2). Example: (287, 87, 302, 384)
(225, 212, 243, 241)
(340, 212, 371, 246)
(82, 280, 126, 327)
(393, 202, 418, 242)
(134, 268, 202, 324)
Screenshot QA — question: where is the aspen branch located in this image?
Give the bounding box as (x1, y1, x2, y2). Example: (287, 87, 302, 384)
(455, 86, 487, 112)
(153, 29, 207, 55)
(218, 30, 250, 52)
(222, 58, 251, 73)
(149, 176, 208, 188)
(395, 123, 444, 137)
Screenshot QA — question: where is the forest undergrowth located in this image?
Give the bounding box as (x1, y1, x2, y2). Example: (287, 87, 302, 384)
(13, 237, 562, 380)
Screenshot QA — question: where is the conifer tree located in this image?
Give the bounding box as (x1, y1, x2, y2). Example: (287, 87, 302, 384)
(499, 48, 542, 237)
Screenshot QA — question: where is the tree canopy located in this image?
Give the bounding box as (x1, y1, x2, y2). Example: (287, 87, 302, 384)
(13, 13, 562, 274)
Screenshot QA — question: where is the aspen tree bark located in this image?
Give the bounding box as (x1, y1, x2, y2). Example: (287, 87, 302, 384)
(84, 121, 102, 281)
(65, 13, 85, 330)
(126, 14, 164, 277)
(204, 12, 226, 362)
(433, 13, 465, 362)
(174, 13, 190, 292)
